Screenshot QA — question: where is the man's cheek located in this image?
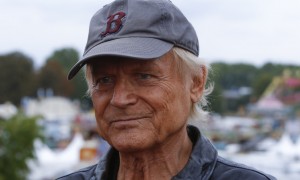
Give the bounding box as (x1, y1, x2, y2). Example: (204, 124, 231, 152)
(97, 120, 108, 139)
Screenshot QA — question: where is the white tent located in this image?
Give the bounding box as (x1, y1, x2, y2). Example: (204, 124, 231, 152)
(257, 94, 284, 110)
(28, 133, 85, 179)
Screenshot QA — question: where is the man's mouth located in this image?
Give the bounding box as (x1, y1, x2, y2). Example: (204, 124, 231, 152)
(108, 115, 152, 128)
(110, 116, 148, 123)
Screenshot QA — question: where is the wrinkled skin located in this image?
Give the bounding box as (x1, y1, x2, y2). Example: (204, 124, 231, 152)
(88, 51, 205, 179)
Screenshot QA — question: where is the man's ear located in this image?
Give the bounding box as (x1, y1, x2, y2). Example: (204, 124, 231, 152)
(190, 66, 207, 103)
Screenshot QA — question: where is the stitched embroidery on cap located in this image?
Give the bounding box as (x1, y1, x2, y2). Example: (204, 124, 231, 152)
(101, 12, 126, 37)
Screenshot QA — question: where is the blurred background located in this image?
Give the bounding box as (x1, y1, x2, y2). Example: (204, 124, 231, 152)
(0, 0, 299, 179)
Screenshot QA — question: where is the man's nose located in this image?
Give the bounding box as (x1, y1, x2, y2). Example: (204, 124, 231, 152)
(110, 79, 138, 108)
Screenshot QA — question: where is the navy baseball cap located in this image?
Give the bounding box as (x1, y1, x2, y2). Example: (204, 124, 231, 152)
(68, 0, 199, 80)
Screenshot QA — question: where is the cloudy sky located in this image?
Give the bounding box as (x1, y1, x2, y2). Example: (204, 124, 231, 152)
(1, 0, 300, 67)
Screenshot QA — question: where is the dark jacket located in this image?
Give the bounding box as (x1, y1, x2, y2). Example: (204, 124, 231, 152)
(57, 126, 276, 180)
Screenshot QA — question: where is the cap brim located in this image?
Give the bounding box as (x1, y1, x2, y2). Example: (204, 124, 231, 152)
(68, 37, 173, 80)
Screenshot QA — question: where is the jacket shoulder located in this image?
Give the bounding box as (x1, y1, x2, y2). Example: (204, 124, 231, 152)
(56, 164, 97, 180)
(210, 156, 276, 180)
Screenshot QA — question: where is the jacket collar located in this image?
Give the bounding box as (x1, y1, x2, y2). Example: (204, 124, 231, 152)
(94, 125, 218, 180)
(172, 125, 218, 179)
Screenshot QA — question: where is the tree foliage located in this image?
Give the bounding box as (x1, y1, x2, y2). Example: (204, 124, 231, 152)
(252, 73, 273, 99)
(210, 62, 258, 113)
(0, 48, 87, 105)
(207, 82, 225, 115)
(45, 48, 87, 99)
(0, 114, 43, 180)
(251, 62, 300, 99)
(0, 49, 299, 114)
(209, 62, 300, 114)
(211, 62, 258, 89)
(0, 52, 35, 105)
(37, 61, 73, 97)
(46, 48, 79, 73)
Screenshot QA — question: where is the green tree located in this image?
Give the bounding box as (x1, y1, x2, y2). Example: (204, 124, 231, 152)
(46, 48, 87, 99)
(251, 62, 300, 101)
(207, 83, 225, 115)
(46, 48, 79, 73)
(206, 68, 225, 114)
(260, 62, 284, 76)
(252, 73, 273, 99)
(0, 114, 43, 180)
(251, 62, 293, 99)
(210, 62, 258, 113)
(211, 62, 258, 89)
(37, 61, 73, 97)
(0, 52, 35, 105)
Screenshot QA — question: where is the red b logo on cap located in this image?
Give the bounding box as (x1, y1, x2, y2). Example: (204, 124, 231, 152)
(101, 12, 126, 37)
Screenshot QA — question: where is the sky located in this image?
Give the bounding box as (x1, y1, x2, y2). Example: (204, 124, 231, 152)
(1, 0, 300, 67)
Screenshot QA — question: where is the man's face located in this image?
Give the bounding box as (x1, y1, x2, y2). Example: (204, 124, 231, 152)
(89, 52, 194, 152)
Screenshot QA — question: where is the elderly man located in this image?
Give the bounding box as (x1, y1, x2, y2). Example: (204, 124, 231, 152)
(58, 0, 276, 179)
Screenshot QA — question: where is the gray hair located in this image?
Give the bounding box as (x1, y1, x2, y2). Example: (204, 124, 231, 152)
(85, 47, 213, 122)
(172, 47, 213, 122)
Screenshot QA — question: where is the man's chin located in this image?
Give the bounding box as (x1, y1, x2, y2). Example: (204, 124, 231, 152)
(109, 134, 153, 153)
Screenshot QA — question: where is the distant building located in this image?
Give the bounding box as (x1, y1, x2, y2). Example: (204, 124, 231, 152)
(23, 96, 80, 122)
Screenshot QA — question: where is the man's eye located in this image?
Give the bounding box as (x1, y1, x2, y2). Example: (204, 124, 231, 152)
(137, 73, 152, 80)
(99, 76, 114, 84)
(93, 76, 114, 87)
